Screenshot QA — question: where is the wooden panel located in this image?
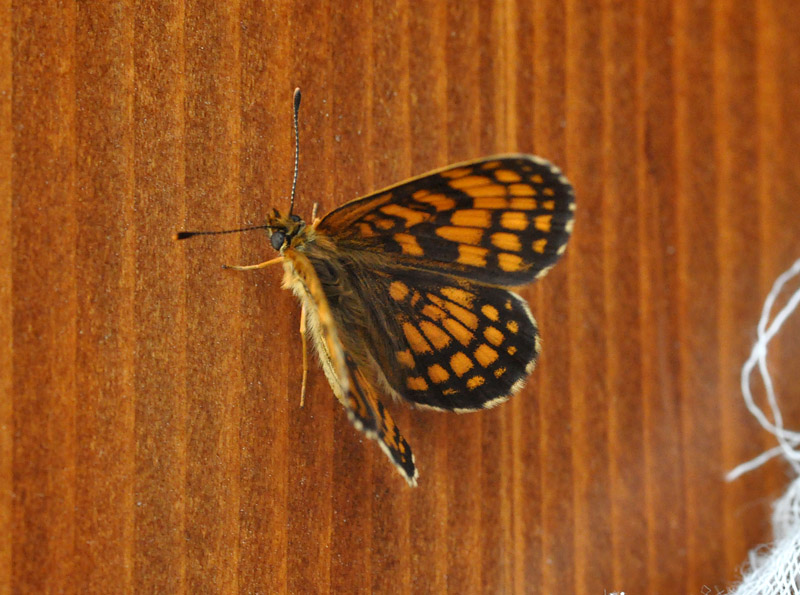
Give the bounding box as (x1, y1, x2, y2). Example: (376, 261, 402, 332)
(3, 0, 800, 593)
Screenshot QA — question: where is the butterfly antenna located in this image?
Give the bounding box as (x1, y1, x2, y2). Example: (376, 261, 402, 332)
(173, 224, 272, 241)
(288, 87, 301, 216)
(176, 89, 302, 241)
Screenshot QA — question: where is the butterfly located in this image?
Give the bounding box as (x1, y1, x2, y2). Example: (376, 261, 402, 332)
(176, 89, 575, 486)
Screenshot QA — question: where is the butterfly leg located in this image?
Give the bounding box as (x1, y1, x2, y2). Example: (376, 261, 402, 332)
(299, 301, 308, 407)
(222, 256, 283, 271)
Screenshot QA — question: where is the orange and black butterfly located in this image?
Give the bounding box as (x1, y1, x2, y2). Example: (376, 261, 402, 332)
(176, 89, 575, 486)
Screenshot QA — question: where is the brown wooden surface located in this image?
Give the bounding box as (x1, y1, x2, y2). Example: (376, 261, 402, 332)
(3, 1, 800, 593)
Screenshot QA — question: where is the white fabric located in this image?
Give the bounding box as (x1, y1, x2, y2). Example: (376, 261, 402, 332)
(726, 258, 800, 595)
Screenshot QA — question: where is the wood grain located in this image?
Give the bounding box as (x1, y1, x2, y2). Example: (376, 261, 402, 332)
(3, 0, 800, 593)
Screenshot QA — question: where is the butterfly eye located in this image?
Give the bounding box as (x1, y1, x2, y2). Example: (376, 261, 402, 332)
(270, 230, 286, 250)
(289, 214, 302, 222)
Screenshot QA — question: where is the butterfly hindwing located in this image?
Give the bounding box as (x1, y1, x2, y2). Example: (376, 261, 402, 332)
(344, 356, 417, 485)
(317, 154, 575, 286)
(331, 264, 541, 411)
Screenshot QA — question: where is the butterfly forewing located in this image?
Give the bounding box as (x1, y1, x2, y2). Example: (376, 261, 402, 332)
(318, 154, 575, 286)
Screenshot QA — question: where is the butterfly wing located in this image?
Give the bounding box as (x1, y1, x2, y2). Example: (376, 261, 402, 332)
(345, 355, 417, 485)
(317, 154, 575, 286)
(320, 263, 541, 411)
(286, 247, 418, 485)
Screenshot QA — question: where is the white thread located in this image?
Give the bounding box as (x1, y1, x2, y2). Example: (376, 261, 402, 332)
(727, 258, 800, 481)
(725, 258, 800, 595)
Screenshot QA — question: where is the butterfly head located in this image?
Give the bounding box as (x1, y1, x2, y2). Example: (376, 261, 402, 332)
(266, 209, 306, 252)
(174, 89, 308, 251)
(266, 87, 306, 253)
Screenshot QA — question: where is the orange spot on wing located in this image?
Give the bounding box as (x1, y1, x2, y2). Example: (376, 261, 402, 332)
(381, 203, 427, 226)
(397, 349, 416, 368)
(403, 323, 432, 354)
(466, 184, 507, 198)
(509, 198, 537, 210)
(474, 344, 499, 367)
(473, 197, 509, 209)
(532, 238, 547, 253)
(415, 192, 456, 211)
(419, 320, 452, 349)
(483, 326, 504, 345)
(448, 175, 492, 189)
(500, 212, 529, 230)
(535, 215, 552, 232)
(440, 167, 473, 179)
(495, 169, 522, 182)
(389, 281, 409, 301)
(435, 226, 483, 244)
(428, 364, 450, 384)
(421, 303, 447, 321)
(481, 305, 499, 321)
(480, 160, 501, 170)
(443, 317, 474, 346)
(440, 287, 474, 307)
(498, 253, 524, 272)
(490, 232, 522, 251)
(456, 244, 488, 267)
(441, 300, 479, 329)
(467, 375, 485, 390)
(542, 200, 555, 210)
(509, 183, 536, 196)
(494, 367, 507, 378)
(530, 174, 544, 183)
(451, 209, 491, 228)
(506, 320, 519, 334)
(407, 376, 429, 391)
(394, 232, 424, 256)
(450, 352, 474, 377)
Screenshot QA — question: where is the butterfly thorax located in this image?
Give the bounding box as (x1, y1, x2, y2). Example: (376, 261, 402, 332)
(267, 209, 394, 401)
